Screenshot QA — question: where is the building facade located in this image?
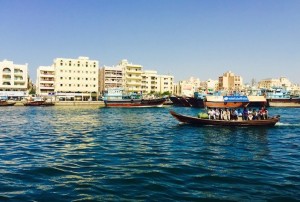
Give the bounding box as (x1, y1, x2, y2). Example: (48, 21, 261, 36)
(53, 56, 99, 101)
(99, 65, 123, 95)
(218, 71, 243, 91)
(173, 77, 201, 96)
(0, 59, 28, 99)
(120, 59, 143, 93)
(36, 66, 55, 97)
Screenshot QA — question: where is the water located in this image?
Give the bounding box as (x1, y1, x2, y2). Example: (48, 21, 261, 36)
(0, 106, 299, 201)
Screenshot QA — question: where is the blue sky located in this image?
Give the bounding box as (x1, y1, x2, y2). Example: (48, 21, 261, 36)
(1, 0, 300, 84)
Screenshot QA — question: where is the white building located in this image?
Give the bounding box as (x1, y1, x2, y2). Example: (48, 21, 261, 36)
(53, 56, 99, 101)
(119, 59, 143, 93)
(0, 59, 28, 99)
(36, 66, 55, 97)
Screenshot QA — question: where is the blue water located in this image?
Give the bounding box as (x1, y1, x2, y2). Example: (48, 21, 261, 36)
(0, 106, 300, 201)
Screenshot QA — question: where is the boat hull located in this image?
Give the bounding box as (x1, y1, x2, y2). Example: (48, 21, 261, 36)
(24, 101, 55, 106)
(0, 101, 16, 106)
(267, 98, 300, 107)
(104, 98, 166, 108)
(170, 110, 279, 126)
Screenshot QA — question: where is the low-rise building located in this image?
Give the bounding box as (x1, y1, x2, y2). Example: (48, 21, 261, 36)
(0, 59, 28, 100)
(173, 77, 201, 97)
(218, 71, 243, 91)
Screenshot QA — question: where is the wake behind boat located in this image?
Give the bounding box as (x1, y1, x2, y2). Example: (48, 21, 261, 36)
(170, 110, 280, 126)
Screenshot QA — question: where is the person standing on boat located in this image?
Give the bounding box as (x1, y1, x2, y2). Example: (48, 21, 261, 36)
(242, 107, 249, 120)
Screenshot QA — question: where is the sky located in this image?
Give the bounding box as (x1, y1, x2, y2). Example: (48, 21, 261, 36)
(1, 0, 300, 84)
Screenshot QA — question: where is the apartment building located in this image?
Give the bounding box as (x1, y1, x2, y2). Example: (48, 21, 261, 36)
(99, 65, 123, 95)
(53, 56, 99, 101)
(0, 59, 28, 99)
(173, 77, 201, 96)
(141, 70, 158, 94)
(218, 71, 243, 91)
(36, 66, 55, 96)
(157, 74, 173, 94)
(258, 77, 292, 90)
(119, 59, 142, 93)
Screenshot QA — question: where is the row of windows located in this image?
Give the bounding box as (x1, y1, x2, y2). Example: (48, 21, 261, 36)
(60, 77, 97, 81)
(60, 70, 97, 74)
(59, 62, 97, 68)
(59, 84, 97, 87)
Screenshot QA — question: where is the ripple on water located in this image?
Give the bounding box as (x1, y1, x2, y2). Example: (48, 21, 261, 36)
(0, 107, 300, 201)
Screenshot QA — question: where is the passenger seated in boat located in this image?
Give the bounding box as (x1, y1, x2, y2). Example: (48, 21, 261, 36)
(232, 109, 238, 120)
(222, 108, 230, 120)
(208, 108, 216, 119)
(252, 109, 258, 120)
(215, 108, 220, 120)
(259, 107, 267, 120)
(242, 107, 249, 120)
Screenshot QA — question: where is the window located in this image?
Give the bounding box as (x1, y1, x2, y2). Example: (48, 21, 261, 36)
(69, 77, 71, 80)
(60, 77, 63, 80)
(69, 84, 71, 87)
(86, 78, 88, 80)
(78, 77, 80, 80)
(60, 84, 63, 86)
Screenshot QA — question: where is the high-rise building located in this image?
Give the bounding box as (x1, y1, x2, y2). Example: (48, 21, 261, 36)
(0, 59, 28, 99)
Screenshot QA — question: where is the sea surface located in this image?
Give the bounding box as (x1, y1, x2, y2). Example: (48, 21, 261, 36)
(0, 106, 300, 201)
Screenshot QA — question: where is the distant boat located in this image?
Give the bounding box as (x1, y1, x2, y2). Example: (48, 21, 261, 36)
(23, 97, 55, 106)
(0, 96, 16, 106)
(0, 100, 16, 106)
(266, 88, 300, 107)
(170, 110, 280, 127)
(103, 88, 166, 108)
(204, 95, 249, 108)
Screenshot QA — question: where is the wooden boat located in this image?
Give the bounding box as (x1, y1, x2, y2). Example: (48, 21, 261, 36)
(266, 88, 300, 107)
(0, 100, 16, 106)
(204, 95, 249, 108)
(23, 97, 55, 106)
(104, 88, 166, 108)
(170, 110, 280, 126)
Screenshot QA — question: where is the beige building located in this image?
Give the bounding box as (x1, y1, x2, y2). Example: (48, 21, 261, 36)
(36, 66, 55, 97)
(119, 59, 142, 93)
(99, 65, 123, 95)
(218, 71, 243, 91)
(0, 59, 28, 99)
(173, 77, 201, 96)
(204, 79, 219, 92)
(53, 56, 99, 101)
(258, 77, 292, 90)
(141, 70, 174, 94)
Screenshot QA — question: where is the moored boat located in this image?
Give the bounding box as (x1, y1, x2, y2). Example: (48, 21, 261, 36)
(0, 96, 16, 106)
(0, 100, 16, 106)
(23, 97, 55, 106)
(104, 88, 166, 108)
(266, 88, 300, 107)
(204, 95, 249, 108)
(170, 110, 280, 126)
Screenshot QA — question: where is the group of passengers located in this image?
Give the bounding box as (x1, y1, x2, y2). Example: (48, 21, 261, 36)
(207, 107, 268, 121)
